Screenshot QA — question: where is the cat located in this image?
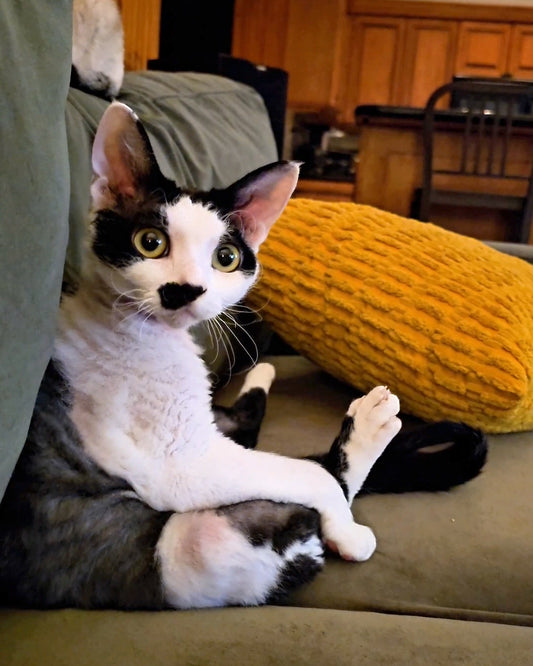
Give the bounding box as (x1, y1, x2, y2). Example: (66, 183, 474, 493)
(0, 102, 487, 610)
(71, 0, 124, 99)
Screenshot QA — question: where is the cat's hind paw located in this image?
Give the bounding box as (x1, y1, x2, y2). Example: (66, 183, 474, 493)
(348, 386, 401, 456)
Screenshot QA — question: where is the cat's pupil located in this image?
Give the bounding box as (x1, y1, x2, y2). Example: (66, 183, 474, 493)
(141, 231, 161, 252)
(218, 246, 236, 266)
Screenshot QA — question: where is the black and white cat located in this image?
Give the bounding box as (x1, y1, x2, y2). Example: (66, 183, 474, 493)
(71, 0, 124, 99)
(0, 103, 487, 610)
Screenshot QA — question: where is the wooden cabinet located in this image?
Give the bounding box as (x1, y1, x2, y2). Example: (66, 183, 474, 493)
(233, 0, 345, 110)
(342, 16, 405, 120)
(283, 0, 346, 109)
(232, 1, 533, 123)
(232, 0, 288, 71)
(400, 20, 458, 108)
(455, 21, 511, 78)
(508, 24, 533, 79)
(120, 0, 161, 71)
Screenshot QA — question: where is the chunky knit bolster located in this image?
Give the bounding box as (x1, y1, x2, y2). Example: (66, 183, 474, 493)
(248, 198, 533, 434)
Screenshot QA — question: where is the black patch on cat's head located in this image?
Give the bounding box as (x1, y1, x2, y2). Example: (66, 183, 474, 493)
(222, 227, 257, 276)
(92, 206, 171, 268)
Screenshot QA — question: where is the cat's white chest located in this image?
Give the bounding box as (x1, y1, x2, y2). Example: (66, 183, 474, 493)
(56, 301, 214, 487)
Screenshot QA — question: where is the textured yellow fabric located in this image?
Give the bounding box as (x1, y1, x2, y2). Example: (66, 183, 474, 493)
(248, 198, 533, 433)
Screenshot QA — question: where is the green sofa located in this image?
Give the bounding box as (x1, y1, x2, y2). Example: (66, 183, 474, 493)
(1, 3, 532, 664)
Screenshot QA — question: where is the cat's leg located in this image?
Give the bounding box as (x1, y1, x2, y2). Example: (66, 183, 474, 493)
(213, 363, 275, 448)
(311, 386, 403, 504)
(156, 500, 324, 608)
(306, 386, 401, 557)
(101, 380, 392, 563)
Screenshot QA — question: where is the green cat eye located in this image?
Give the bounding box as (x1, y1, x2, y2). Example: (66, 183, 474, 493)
(212, 244, 241, 273)
(132, 227, 168, 259)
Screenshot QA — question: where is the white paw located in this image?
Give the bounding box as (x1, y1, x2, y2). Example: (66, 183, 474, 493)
(239, 363, 276, 396)
(325, 521, 377, 562)
(347, 386, 401, 455)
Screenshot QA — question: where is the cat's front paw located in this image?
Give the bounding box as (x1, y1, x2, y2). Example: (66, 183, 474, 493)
(239, 362, 276, 396)
(324, 521, 377, 562)
(348, 386, 401, 456)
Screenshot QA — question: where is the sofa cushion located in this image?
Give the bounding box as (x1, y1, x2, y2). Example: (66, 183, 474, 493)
(217, 356, 533, 626)
(2, 606, 532, 666)
(248, 198, 533, 433)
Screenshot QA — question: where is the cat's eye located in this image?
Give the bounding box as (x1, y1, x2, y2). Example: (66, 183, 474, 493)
(212, 244, 241, 273)
(132, 227, 168, 259)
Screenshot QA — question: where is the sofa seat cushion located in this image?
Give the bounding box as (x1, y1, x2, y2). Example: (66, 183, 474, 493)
(248, 199, 533, 433)
(216, 356, 533, 626)
(2, 606, 532, 666)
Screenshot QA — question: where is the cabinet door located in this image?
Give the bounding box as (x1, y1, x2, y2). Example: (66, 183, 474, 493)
(401, 19, 458, 108)
(283, 0, 346, 109)
(232, 0, 288, 69)
(233, 0, 345, 111)
(121, 0, 161, 70)
(342, 16, 405, 121)
(508, 24, 533, 79)
(455, 21, 511, 77)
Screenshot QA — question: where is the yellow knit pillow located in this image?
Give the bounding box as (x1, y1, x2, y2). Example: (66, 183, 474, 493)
(247, 198, 533, 433)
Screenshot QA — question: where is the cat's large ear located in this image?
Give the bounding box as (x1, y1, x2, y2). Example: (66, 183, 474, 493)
(91, 101, 162, 208)
(223, 161, 299, 251)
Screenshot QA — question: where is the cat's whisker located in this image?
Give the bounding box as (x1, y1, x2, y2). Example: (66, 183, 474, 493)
(205, 319, 222, 366)
(217, 312, 259, 372)
(211, 315, 236, 381)
(244, 288, 272, 315)
(115, 297, 155, 333)
(139, 313, 153, 341)
(225, 304, 263, 325)
(222, 310, 260, 350)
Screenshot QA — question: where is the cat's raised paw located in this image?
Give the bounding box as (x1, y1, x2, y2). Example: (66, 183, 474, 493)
(347, 386, 401, 454)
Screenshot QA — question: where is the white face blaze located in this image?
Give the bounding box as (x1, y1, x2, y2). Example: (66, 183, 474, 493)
(119, 196, 258, 329)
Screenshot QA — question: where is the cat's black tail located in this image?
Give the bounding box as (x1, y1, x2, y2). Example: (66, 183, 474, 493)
(361, 422, 488, 494)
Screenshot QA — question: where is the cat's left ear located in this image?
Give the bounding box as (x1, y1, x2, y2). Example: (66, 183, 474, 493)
(224, 161, 299, 251)
(91, 101, 162, 208)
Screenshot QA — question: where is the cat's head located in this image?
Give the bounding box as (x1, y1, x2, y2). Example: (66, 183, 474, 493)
(88, 102, 298, 329)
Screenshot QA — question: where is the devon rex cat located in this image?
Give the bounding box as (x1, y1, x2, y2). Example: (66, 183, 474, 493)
(0, 103, 486, 609)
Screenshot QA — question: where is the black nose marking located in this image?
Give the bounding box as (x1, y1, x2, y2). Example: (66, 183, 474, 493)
(158, 282, 206, 310)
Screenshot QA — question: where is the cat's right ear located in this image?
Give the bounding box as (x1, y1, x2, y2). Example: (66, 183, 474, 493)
(91, 102, 160, 208)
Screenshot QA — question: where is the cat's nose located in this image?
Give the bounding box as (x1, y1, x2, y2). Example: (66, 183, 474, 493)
(158, 282, 206, 310)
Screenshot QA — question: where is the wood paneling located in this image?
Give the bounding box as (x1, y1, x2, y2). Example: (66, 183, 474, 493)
(455, 21, 512, 77)
(342, 16, 405, 120)
(283, 0, 346, 109)
(401, 20, 458, 108)
(231, 1, 533, 121)
(233, 0, 345, 109)
(348, 0, 533, 23)
(121, 0, 161, 70)
(232, 0, 288, 69)
(508, 24, 533, 79)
